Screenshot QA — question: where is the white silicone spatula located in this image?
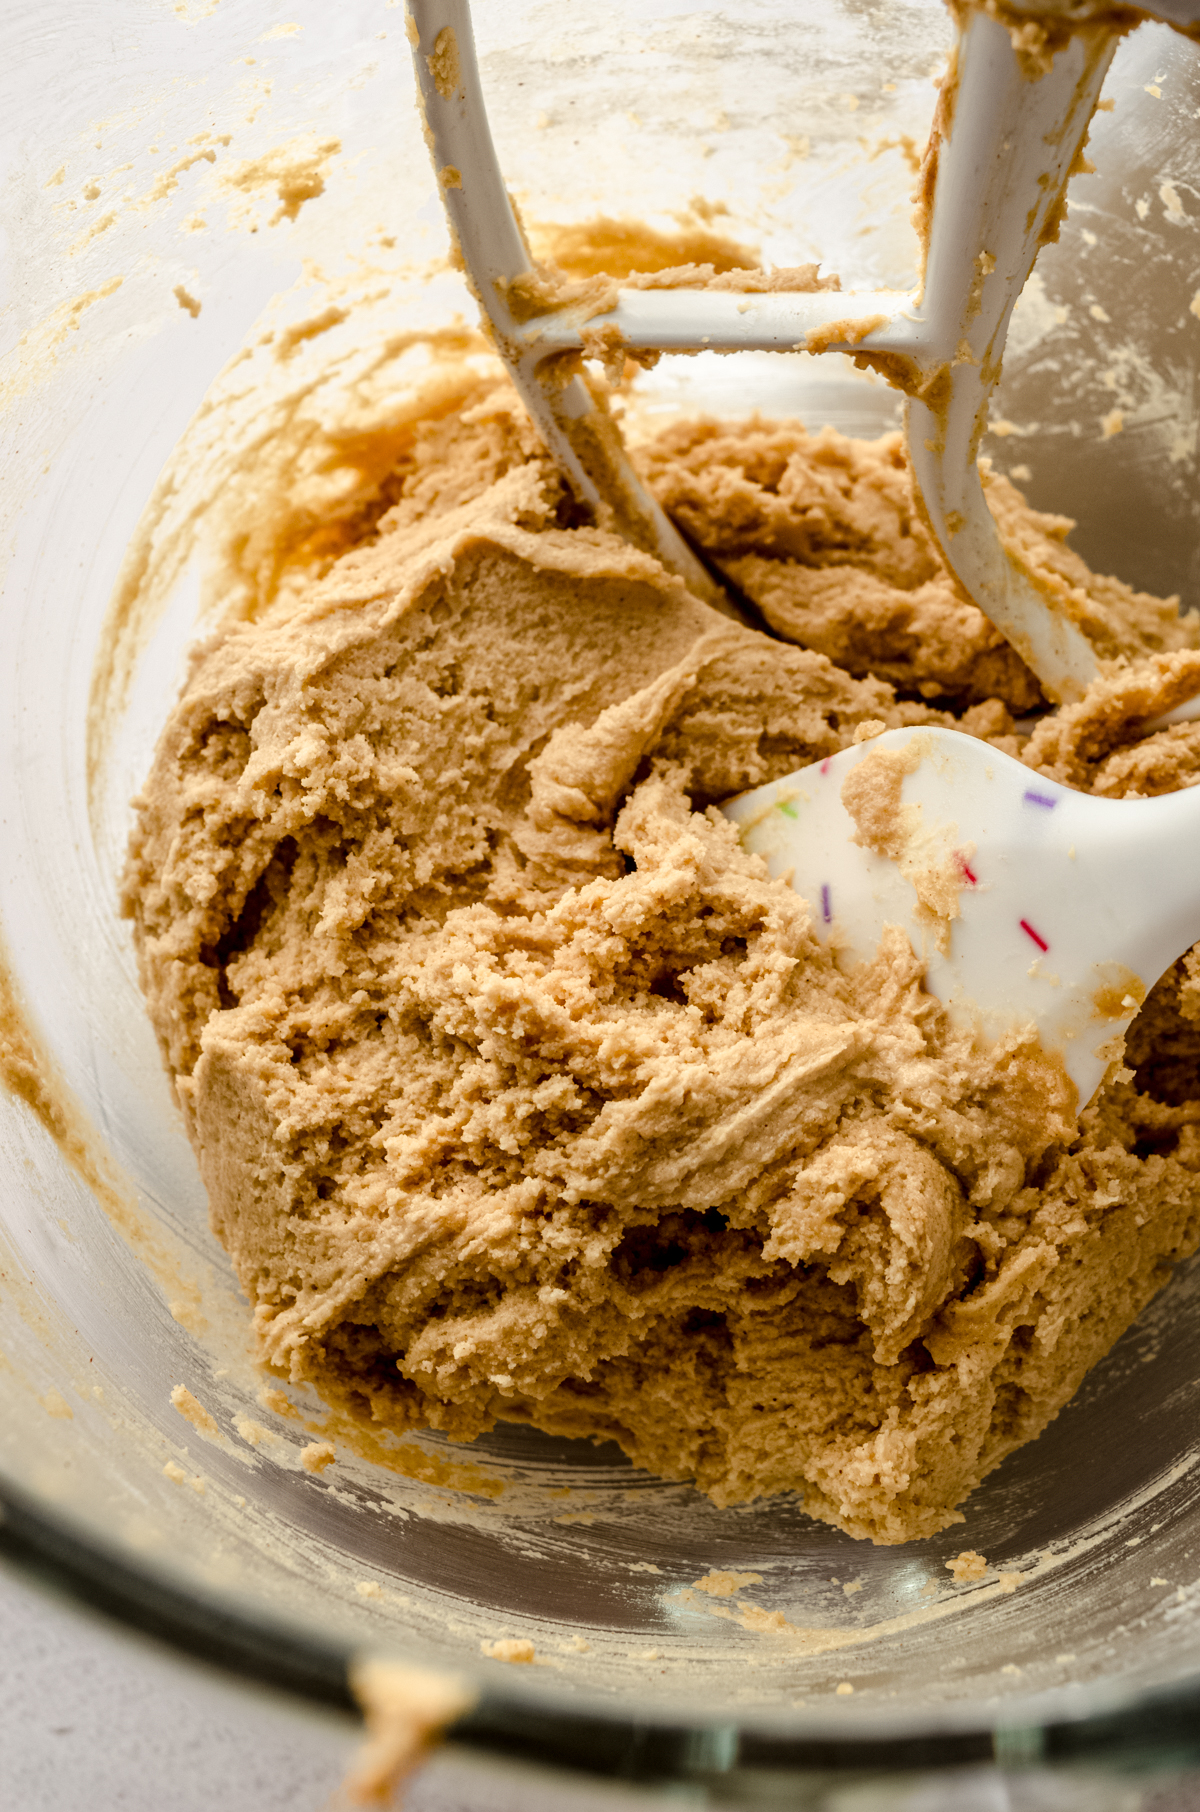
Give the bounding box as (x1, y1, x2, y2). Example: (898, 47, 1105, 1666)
(408, 0, 1200, 709)
(723, 725, 1196, 1109)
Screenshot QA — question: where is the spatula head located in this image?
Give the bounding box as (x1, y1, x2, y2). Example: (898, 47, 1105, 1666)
(721, 728, 1161, 1111)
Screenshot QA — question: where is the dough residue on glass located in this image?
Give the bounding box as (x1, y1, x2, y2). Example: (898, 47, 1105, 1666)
(122, 390, 1200, 1544)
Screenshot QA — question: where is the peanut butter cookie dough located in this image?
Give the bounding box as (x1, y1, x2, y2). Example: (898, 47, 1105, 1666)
(123, 395, 1200, 1544)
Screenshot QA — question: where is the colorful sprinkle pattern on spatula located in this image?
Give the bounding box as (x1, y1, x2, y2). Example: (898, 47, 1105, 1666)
(1020, 919, 1049, 952)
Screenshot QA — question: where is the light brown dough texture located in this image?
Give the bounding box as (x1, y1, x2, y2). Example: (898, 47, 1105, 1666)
(124, 396, 1200, 1544)
(641, 420, 1197, 712)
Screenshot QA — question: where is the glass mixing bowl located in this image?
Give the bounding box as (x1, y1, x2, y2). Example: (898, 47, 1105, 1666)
(4, 2, 1200, 1803)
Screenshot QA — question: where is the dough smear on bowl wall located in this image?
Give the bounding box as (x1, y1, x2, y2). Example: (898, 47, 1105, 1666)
(122, 390, 1200, 1546)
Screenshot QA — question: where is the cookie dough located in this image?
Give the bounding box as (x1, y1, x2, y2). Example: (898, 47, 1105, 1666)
(123, 395, 1200, 1543)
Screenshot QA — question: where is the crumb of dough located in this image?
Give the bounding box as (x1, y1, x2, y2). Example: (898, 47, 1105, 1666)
(693, 1570, 765, 1597)
(481, 1637, 536, 1664)
(835, 1681, 855, 1695)
(169, 1295, 207, 1334)
(174, 285, 201, 319)
(947, 1549, 988, 1582)
(124, 391, 1200, 1545)
(426, 27, 461, 102)
(300, 1438, 337, 1473)
(356, 1580, 383, 1599)
(163, 1460, 187, 1484)
(346, 1659, 475, 1806)
(258, 1384, 301, 1419)
(998, 1570, 1022, 1593)
(219, 136, 341, 227)
(170, 1383, 220, 1441)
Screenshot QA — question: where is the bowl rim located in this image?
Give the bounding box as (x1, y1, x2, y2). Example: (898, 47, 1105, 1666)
(5, 1472, 1200, 1797)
